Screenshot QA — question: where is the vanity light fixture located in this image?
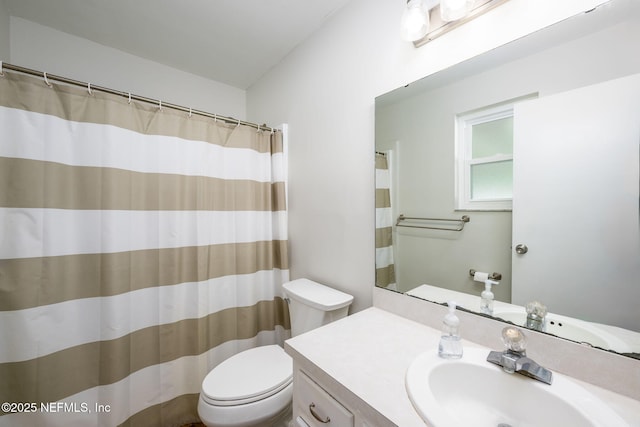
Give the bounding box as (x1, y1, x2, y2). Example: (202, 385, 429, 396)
(400, 0, 436, 42)
(440, 0, 475, 21)
(401, 0, 510, 46)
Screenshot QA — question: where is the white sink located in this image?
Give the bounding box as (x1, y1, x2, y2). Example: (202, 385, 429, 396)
(406, 347, 629, 427)
(492, 307, 632, 353)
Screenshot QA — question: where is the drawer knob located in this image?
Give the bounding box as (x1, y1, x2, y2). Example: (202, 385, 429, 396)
(309, 402, 331, 423)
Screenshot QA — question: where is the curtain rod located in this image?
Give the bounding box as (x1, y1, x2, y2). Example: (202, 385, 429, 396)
(0, 62, 277, 133)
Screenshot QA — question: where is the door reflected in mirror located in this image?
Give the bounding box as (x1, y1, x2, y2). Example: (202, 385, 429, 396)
(375, 0, 640, 357)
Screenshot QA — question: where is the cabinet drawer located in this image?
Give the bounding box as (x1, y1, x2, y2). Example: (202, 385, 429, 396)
(296, 370, 354, 427)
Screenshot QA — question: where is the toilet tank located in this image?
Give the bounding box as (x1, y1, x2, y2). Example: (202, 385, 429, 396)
(283, 279, 354, 337)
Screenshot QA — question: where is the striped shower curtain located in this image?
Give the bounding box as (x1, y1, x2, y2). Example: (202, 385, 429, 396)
(375, 153, 396, 290)
(0, 71, 289, 427)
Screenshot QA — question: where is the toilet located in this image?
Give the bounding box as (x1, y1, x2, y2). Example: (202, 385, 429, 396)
(197, 278, 354, 427)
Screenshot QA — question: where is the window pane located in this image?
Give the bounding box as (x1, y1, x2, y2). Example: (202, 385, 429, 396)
(472, 116, 513, 158)
(471, 160, 513, 200)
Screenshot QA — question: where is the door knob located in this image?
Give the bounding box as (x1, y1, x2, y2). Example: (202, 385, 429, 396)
(515, 244, 528, 254)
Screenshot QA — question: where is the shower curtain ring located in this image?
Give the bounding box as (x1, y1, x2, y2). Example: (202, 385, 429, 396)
(0, 61, 4, 77)
(188, 107, 192, 118)
(128, 92, 132, 104)
(87, 83, 93, 95)
(43, 72, 52, 88)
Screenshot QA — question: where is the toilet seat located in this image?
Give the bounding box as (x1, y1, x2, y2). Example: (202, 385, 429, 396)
(201, 345, 292, 407)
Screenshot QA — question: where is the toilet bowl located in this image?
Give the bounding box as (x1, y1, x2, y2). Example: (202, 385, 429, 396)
(197, 279, 353, 427)
(197, 345, 293, 427)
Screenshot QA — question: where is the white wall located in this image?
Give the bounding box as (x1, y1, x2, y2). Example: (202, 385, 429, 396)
(9, 17, 246, 118)
(0, 0, 9, 60)
(246, 0, 608, 313)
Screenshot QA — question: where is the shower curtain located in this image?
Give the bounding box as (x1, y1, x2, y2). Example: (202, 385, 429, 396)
(375, 152, 396, 289)
(0, 71, 289, 427)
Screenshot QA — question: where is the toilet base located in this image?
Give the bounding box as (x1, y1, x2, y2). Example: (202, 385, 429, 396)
(267, 403, 292, 427)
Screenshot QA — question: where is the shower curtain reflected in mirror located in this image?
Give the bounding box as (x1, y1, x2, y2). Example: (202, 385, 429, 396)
(375, 152, 396, 290)
(0, 71, 289, 427)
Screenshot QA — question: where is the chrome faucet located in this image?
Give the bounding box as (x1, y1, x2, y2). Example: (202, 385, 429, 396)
(487, 326, 553, 385)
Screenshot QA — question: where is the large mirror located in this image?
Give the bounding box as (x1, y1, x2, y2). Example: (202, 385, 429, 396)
(375, 0, 640, 357)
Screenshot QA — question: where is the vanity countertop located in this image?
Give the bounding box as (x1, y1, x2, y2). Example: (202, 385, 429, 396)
(284, 307, 640, 427)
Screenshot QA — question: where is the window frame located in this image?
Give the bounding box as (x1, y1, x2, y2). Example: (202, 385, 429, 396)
(455, 104, 514, 211)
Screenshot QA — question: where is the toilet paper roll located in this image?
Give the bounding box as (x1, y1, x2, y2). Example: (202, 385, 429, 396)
(473, 271, 489, 282)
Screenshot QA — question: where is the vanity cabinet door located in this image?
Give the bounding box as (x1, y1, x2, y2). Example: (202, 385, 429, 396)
(295, 370, 354, 427)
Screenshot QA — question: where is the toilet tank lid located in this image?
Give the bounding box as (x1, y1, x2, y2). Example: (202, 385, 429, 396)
(283, 279, 354, 311)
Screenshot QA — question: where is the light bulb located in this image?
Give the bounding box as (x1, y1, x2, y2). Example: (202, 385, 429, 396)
(401, 0, 430, 42)
(440, 0, 475, 22)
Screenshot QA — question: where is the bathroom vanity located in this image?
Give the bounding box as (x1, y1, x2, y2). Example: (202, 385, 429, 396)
(285, 307, 640, 427)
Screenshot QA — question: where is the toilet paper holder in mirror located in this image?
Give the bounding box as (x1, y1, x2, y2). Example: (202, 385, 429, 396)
(469, 269, 502, 281)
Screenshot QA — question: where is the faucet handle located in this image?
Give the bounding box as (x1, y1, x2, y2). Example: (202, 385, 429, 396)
(502, 326, 526, 353)
(526, 301, 547, 318)
(525, 301, 547, 331)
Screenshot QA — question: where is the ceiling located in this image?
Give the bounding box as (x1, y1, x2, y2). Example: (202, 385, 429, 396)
(4, 0, 353, 89)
